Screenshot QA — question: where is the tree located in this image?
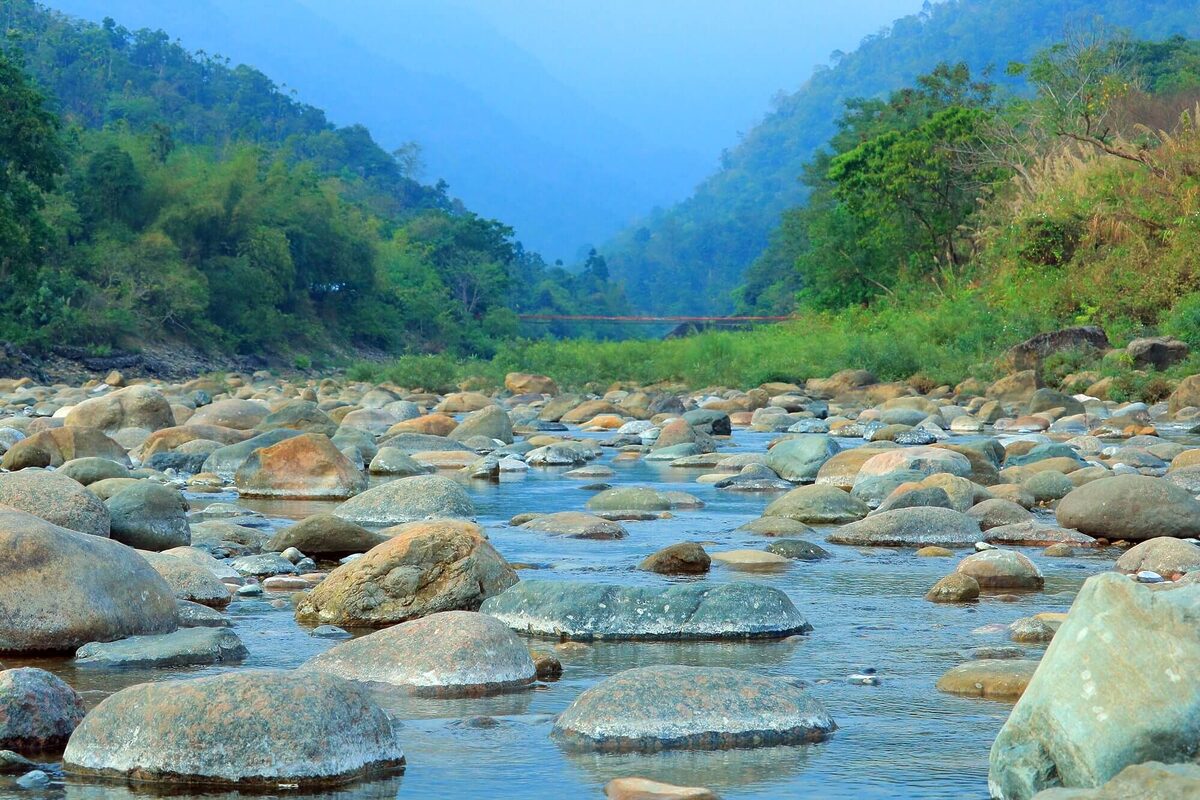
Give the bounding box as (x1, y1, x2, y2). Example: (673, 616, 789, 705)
(0, 49, 63, 333)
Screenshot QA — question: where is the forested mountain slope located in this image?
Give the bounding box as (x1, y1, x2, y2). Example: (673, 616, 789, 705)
(601, 0, 1200, 313)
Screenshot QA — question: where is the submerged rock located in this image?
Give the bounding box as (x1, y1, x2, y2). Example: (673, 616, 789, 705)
(62, 670, 405, 787)
(481, 580, 810, 641)
(74, 627, 247, 668)
(551, 665, 835, 752)
(935, 659, 1038, 699)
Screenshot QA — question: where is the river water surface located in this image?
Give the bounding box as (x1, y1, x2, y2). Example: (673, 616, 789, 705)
(2, 427, 1133, 799)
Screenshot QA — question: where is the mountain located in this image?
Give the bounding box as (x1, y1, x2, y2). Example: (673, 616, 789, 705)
(599, 0, 1200, 313)
(42, 0, 708, 261)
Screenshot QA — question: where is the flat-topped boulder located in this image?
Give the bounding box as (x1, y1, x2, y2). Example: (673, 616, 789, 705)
(519, 511, 627, 540)
(74, 627, 246, 668)
(295, 520, 516, 627)
(62, 670, 404, 788)
(0, 509, 178, 652)
(480, 580, 810, 641)
(333, 474, 475, 528)
(551, 666, 835, 752)
(936, 659, 1039, 700)
(303, 610, 535, 697)
(827, 507, 981, 547)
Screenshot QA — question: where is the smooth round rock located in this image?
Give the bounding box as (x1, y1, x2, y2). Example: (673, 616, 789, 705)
(62, 670, 404, 787)
(827, 507, 981, 548)
(520, 511, 627, 540)
(304, 610, 535, 697)
(765, 539, 831, 560)
(551, 665, 836, 752)
(332, 474, 475, 527)
(936, 659, 1039, 699)
(956, 550, 1045, 590)
(639, 542, 711, 574)
(0, 470, 110, 537)
(926, 573, 980, 603)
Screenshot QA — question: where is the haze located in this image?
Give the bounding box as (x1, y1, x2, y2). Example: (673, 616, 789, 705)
(47, 0, 924, 260)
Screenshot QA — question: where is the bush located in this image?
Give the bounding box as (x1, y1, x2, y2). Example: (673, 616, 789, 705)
(1161, 292, 1200, 348)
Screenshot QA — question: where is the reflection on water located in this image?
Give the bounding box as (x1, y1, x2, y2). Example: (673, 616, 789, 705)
(0, 426, 1129, 799)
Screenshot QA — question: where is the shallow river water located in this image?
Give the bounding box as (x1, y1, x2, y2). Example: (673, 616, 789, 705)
(1, 427, 1134, 800)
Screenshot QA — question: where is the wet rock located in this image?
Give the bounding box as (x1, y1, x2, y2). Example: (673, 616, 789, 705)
(926, 573, 980, 603)
(481, 580, 810, 641)
(765, 538, 831, 560)
(762, 484, 870, 524)
(230, 553, 299, 578)
(333, 474, 476, 528)
(827, 507, 981, 548)
(639, 542, 710, 574)
(106, 481, 190, 551)
(1056, 475, 1200, 541)
(449, 405, 514, 444)
(586, 487, 672, 513)
(57, 456, 130, 485)
(368, 447, 429, 476)
(0, 751, 36, 775)
(234, 433, 366, 500)
(1009, 616, 1057, 644)
(200, 429, 303, 480)
(710, 549, 790, 570)
(738, 516, 816, 537)
(62, 670, 404, 787)
(304, 611, 534, 697)
(1023, 470, 1074, 503)
(1, 427, 128, 471)
(1030, 761, 1200, 800)
(935, 659, 1038, 699)
(266, 514, 389, 558)
(531, 650, 563, 681)
(0, 469, 110, 536)
(295, 519, 517, 627)
(0, 509, 178, 652)
(956, 550, 1044, 590)
(917, 546, 955, 557)
(551, 665, 835, 752)
(983, 522, 1097, 548)
(520, 511, 628, 540)
(175, 600, 229, 628)
(0, 668, 86, 752)
(989, 574, 1200, 799)
(257, 400, 338, 437)
(74, 627, 247, 668)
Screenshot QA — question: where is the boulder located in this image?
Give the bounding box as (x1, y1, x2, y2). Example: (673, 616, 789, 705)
(1127, 336, 1188, 370)
(332, 475, 475, 528)
(105, 481, 190, 551)
(257, 400, 338, 436)
(137, 549, 230, 607)
(956, 550, 1044, 590)
(987, 371, 1040, 404)
(0, 668, 86, 752)
(449, 405, 514, 444)
(480, 580, 810, 641)
(765, 539, 831, 560)
(926, 573, 980, 603)
(988, 574, 1200, 799)
(968, 498, 1034, 530)
(187, 399, 269, 430)
(1029, 762, 1200, 800)
(64, 385, 175, 434)
(984, 522, 1097, 548)
(605, 777, 717, 800)
(1114, 537, 1200, 579)
(295, 519, 516, 627)
(762, 485, 870, 524)
(520, 511, 627, 540)
(505, 372, 558, 395)
(266, 514, 388, 558)
(49, 457, 130, 486)
(0, 509, 178, 652)
(1168, 374, 1200, 415)
(368, 447, 429, 476)
(827, 507, 981, 548)
(62, 670, 404, 787)
(639, 542, 711, 574)
(74, 627, 246, 668)
(1056, 475, 1200, 541)
(234, 433, 366, 500)
(0, 469, 110, 536)
(551, 666, 835, 751)
(1004, 327, 1108, 373)
(586, 487, 672, 513)
(765, 435, 840, 482)
(0, 427, 128, 470)
(303, 610, 535, 697)
(1027, 389, 1085, 417)
(857, 446, 973, 480)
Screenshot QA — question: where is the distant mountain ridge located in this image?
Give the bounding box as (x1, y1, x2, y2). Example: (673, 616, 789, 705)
(599, 0, 1200, 313)
(45, 0, 709, 261)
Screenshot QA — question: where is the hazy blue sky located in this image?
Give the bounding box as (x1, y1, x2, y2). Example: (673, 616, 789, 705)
(457, 1, 927, 154)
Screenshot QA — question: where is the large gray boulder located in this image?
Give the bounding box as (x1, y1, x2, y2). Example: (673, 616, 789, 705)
(765, 435, 840, 483)
(333, 475, 475, 528)
(988, 574, 1200, 799)
(74, 627, 247, 668)
(105, 481, 190, 551)
(0, 469, 110, 536)
(551, 666, 835, 751)
(481, 580, 810, 641)
(137, 549, 230, 607)
(62, 670, 405, 787)
(827, 507, 981, 547)
(1056, 475, 1200, 541)
(0, 509, 178, 652)
(762, 484, 870, 524)
(303, 611, 535, 697)
(449, 405, 513, 444)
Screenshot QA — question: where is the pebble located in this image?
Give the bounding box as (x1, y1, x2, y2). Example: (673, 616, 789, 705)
(16, 770, 50, 789)
(235, 583, 263, 597)
(974, 541, 997, 551)
(1135, 570, 1166, 583)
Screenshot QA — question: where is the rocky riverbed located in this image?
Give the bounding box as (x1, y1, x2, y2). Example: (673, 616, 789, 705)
(0, 366, 1198, 798)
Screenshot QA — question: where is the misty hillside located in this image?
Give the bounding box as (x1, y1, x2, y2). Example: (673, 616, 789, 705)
(600, 0, 1200, 314)
(44, 0, 709, 261)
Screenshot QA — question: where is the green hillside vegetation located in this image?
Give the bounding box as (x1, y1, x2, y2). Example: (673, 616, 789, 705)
(599, 0, 1200, 314)
(357, 33, 1200, 401)
(0, 1, 627, 357)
